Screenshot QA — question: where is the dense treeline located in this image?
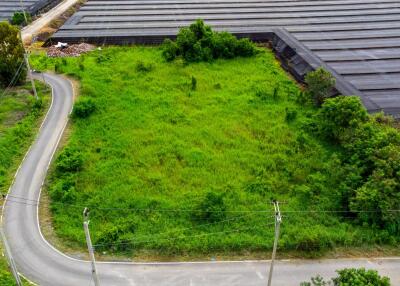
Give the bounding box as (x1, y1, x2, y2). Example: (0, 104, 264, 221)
(303, 68, 400, 234)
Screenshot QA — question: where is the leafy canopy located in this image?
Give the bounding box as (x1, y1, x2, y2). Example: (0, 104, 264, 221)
(0, 21, 26, 87)
(162, 19, 257, 62)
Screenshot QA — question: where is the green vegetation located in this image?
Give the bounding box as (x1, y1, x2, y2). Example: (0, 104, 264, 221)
(304, 67, 336, 106)
(29, 44, 400, 258)
(10, 12, 32, 26)
(0, 22, 26, 88)
(301, 268, 391, 286)
(0, 82, 50, 284)
(0, 82, 50, 193)
(162, 20, 256, 63)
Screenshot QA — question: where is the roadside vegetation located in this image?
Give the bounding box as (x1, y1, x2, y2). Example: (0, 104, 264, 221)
(0, 22, 26, 88)
(28, 23, 400, 258)
(0, 81, 50, 194)
(0, 20, 50, 285)
(301, 268, 391, 286)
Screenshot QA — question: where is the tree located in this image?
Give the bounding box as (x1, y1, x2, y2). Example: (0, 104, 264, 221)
(305, 68, 336, 106)
(0, 21, 26, 88)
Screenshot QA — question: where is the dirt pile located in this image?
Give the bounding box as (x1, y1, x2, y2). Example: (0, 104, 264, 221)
(47, 43, 95, 57)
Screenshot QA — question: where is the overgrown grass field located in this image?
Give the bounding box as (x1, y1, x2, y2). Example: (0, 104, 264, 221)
(30, 47, 398, 258)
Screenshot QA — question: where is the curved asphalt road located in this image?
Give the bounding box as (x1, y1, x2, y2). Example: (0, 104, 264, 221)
(2, 73, 400, 286)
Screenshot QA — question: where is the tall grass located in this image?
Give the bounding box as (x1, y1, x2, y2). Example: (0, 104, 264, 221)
(30, 47, 398, 258)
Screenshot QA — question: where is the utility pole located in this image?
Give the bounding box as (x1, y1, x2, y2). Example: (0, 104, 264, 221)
(83, 208, 101, 286)
(267, 201, 282, 286)
(23, 53, 38, 100)
(18, 0, 38, 101)
(0, 227, 22, 286)
(19, 0, 28, 24)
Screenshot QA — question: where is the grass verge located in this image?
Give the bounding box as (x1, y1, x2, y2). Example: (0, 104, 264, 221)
(0, 81, 51, 284)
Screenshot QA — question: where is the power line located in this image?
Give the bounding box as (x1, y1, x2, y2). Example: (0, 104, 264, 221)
(3, 195, 400, 214)
(92, 212, 265, 248)
(93, 223, 275, 250)
(3, 194, 274, 213)
(0, 61, 25, 98)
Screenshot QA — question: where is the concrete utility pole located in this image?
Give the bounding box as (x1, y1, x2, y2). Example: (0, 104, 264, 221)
(23, 53, 38, 100)
(83, 208, 101, 286)
(18, 0, 38, 100)
(0, 227, 22, 286)
(267, 201, 282, 286)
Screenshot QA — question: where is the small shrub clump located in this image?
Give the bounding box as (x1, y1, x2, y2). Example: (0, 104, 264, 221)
(161, 19, 257, 63)
(194, 192, 226, 223)
(135, 60, 154, 73)
(10, 11, 31, 26)
(301, 268, 391, 286)
(72, 98, 96, 119)
(305, 67, 336, 106)
(56, 147, 83, 173)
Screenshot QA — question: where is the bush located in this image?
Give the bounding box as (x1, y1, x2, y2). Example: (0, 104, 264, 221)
(318, 96, 368, 142)
(72, 98, 96, 118)
(314, 96, 400, 230)
(10, 11, 31, 26)
(191, 76, 197, 91)
(285, 107, 297, 122)
(334, 268, 390, 286)
(161, 39, 179, 61)
(301, 268, 391, 286)
(56, 147, 83, 173)
(305, 68, 336, 106)
(135, 61, 154, 73)
(161, 19, 257, 63)
(0, 22, 26, 87)
(194, 192, 226, 223)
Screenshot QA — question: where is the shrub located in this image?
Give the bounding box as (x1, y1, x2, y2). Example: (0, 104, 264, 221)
(334, 268, 390, 286)
(191, 76, 197, 91)
(235, 38, 257, 57)
(135, 60, 154, 73)
(195, 192, 226, 223)
(56, 147, 83, 173)
(301, 268, 391, 286)
(10, 11, 31, 26)
(161, 19, 257, 63)
(161, 39, 179, 61)
(305, 68, 336, 106)
(50, 175, 77, 202)
(0, 22, 26, 87)
(285, 107, 297, 122)
(72, 98, 96, 118)
(315, 96, 400, 230)
(318, 96, 368, 142)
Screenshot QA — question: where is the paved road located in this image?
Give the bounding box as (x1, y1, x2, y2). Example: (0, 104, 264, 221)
(2, 73, 400, 286)
(21, 0, 80, 42)
(0, 0, 55, 21)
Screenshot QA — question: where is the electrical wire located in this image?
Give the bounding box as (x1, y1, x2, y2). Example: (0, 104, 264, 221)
(92, 212, 265, 248)
(3, 195, 400, 215)
(0, 61, 25, 98)
(93, 222, 276, 249)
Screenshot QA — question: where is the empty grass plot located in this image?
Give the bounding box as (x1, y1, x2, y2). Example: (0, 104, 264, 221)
(31, 45, 399, 259)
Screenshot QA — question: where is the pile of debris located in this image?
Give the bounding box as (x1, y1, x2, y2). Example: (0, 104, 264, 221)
(47, 42, 96, 57)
